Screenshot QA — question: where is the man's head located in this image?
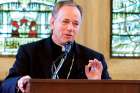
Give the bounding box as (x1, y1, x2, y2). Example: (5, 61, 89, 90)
(50, 1, 83, 46)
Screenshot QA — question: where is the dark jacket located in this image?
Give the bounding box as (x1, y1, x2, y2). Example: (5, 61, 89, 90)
(1, 37, 111, 93)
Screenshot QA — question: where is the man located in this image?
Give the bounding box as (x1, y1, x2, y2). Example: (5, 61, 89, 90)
(1, 1, 111, 93)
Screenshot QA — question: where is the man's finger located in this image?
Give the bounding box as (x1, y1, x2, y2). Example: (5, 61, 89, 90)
(85, 65, 90, 73)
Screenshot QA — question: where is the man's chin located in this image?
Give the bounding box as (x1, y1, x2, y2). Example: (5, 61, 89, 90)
(61, 39, 73, 44)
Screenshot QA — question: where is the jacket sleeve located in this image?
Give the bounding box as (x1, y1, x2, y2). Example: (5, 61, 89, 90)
(99, 54, 111, 79)
(1, 77, 21, 93)
(1, 45, 30, 93)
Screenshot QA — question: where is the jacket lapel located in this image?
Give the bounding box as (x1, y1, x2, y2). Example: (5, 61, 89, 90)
(39, 37, 53, 78)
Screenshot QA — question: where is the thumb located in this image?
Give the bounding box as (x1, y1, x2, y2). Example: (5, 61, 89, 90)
(85, 65, 89, 74)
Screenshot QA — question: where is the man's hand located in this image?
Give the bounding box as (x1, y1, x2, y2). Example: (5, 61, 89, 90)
(17, 75, 31, 93)
(85, 59, 103, 80)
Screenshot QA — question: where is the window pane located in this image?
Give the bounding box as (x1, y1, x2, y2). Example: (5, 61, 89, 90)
(111, 0, 140, 57)
(0, 0, 57, 56)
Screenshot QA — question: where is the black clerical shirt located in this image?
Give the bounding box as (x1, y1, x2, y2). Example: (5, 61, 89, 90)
(50, 38, 75, 79)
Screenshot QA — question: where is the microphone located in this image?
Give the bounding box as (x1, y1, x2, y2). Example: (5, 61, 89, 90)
(52, 41, 73, 79)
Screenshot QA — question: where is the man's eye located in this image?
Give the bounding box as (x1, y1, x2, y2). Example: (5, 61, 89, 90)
(62, 20, 69, 24)
(73, 22, 79, 26)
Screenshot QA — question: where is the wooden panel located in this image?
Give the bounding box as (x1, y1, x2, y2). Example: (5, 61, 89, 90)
(30, 80, 140, 93)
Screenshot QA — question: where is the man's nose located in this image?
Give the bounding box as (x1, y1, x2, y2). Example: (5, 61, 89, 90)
(67, 22, 74, 31)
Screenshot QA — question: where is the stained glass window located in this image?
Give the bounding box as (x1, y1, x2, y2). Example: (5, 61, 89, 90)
(111, 0, 140, 57)
(0, 0, 57, 56)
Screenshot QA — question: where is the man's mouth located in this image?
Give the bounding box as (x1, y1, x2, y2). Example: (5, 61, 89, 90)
(64, 34, 73, 37)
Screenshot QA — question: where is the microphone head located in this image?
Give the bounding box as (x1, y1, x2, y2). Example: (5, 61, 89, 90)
(62, 41, 73, 53)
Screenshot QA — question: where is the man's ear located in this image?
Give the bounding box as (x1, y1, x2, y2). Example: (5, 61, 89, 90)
(50, 16, 55, 32)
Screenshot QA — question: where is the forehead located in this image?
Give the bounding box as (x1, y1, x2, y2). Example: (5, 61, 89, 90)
(56, 5, 82, 20)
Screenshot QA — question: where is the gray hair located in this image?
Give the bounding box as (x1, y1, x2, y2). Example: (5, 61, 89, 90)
(52, 0, 83, 18)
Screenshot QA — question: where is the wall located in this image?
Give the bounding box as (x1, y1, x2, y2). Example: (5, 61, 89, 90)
(0, 0, 140, 80)
(0, 57, 15, 80)
(75, 0, 140, 80)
